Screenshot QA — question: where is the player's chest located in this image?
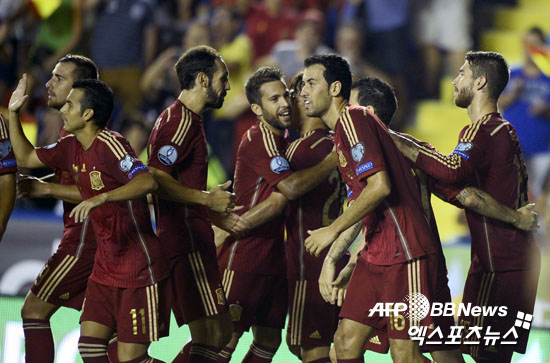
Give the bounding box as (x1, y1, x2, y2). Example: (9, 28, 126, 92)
(70, 153, 112, 196)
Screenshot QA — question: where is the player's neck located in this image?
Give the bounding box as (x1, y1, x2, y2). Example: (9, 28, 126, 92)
(260, 118, 285, 136)
(322, 98, 348, 130)
(301, 117, 326, 135)
(178, 89, 205, 115)
(467, 96, 498, 123)
(75, 127, 101, 150)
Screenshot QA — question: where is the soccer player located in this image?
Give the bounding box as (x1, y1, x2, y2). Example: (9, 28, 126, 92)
(284, 72, 347, 363)
(14, 55, 100, 363)
(300, 54, 446, 363)
(216, 67, 337, 362)
(391, 51, 541, 363)
(0, 114, 16, 241)
(146, 45, 242, 362)
(9, 76, 170, 362)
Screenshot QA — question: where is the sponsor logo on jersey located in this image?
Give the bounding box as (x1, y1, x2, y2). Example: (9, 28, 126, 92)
(119, 154, 135, 172)
(270, 156, 290, 174)
(355, 161, 374, 176)
(158, 145, 178, 165)
(59, 292, 70, 300)
(351, 142, 365, 162)
(89, 171, 105, 191)
(0, 140, 12, 157)
(369, 335, 382, 345)
(309, 331, 322, 339)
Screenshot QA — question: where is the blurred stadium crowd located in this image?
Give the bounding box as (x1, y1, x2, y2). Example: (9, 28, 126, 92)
(0, 0, 548, 229)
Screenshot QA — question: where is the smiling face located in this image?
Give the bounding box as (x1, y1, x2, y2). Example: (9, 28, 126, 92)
(301, 63, 331, 118)
(257, 80, 292, 130)
(60, 88, 87, 133)
(452, 61, 475, 108)
(45, 62, 76, 110)
(204, 58, 230, 110)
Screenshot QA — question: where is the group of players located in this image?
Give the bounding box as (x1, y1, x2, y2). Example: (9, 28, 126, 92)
(0, 45, 541, 363)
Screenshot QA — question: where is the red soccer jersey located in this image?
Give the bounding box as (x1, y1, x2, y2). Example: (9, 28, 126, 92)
(147, 100, 215, 257)
(0, 114, 17, 175)
(54, 127, 96, 259)
(284, 128, 347, 280)
(217, 122, 292, 275)
(415, 112, 538, 272)
(334, 105, 438, 265)
(36, 130, 168, 287)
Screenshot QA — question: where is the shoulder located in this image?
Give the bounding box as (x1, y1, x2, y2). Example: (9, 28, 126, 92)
(242, 123, 282, 157)
(97, 130, 134, 160)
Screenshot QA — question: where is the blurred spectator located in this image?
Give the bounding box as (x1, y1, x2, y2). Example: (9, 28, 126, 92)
(89, 0, 158, 151)
(270, 8, 332, 81)
(29, 0, 84, 73)
(413, 0, 472, 98)
(334, 21, 388, 81)
(500, 27, 550, 201)
(210, 4, 253, 174)
(246, 0, 297, 65)
(340, 0, 410, 129)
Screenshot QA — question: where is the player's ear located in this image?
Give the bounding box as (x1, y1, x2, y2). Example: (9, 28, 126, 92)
(329, 81, 342, 97)
(82, 108, 94, 122)
(196, 72, 209, 89)
(474, 76, 487, 92)
(250, 103, 262, 117)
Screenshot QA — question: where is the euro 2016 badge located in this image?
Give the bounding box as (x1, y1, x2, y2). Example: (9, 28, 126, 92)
(158, 145, 178, 166)
(270, 156, 290, 174)
(351, 142, 365, 162)
(89, 171, 105, 191)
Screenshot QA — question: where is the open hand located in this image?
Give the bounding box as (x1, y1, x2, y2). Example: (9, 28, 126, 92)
(9, 74, 29, 113)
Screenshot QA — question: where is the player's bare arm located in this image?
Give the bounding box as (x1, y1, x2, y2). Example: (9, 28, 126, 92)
(17, 175, 83, 204)
(150, 166, 238, 212)
(306, 170, 390, 256)
(318, 220, 363, 304)
(213, 192, 288, 247)
(0, 173, 15, 241)
(455, 187, 539, 231)
(389, 130, 420, 162)
(208, 210, 251, 237)
(276, 151, 337, 200)
(70, 172, 158, 222)
(8, 75, 46, 168)
(330, 234, 366, 307)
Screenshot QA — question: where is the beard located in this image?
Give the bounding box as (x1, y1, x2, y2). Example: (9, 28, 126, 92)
(263, 109, 287, 131)
(454, 85, 474, 108)
(204, 86, 225, 109)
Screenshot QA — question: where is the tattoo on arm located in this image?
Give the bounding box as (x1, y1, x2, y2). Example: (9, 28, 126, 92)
(327, 221, 363, 261)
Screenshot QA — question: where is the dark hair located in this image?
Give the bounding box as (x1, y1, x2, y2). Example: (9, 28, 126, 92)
(527, 26, 546, 43)
(174, 45, 221, 90)
(72, 79, 114, 129)
(304, 54, 352, 100)
(465, 51, 509, 101)
(245, 67, 285, 106)
(289, 71, 304, 98)
(351, 77, 397, 126)
(58, 54, 99, 81)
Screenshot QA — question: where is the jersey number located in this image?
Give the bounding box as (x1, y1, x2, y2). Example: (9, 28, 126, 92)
(322, 170, 344, 226)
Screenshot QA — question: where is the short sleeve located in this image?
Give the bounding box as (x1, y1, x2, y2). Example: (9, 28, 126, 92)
(0, 115, 16, 175)
(36, 135, 73, 172)
(245, 135, 292, 187)
(147, 111, 194, 175)
(105, 133, 150, 184)
(342, 108, 386, 182)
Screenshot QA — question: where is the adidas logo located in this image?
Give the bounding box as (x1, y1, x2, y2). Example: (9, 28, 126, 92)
(309, 331, 322, 339)
(369, 335, 381, 345)
(484, 346, 497, 353)
(59, 293, 70, 300)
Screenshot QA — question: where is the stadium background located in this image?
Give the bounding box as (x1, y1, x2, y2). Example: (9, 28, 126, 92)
(1, 0, 549, 361)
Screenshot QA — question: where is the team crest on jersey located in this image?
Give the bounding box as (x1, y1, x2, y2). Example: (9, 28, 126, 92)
(351, 142, 365, 162)
(337, 148, 348, 167)
(89, 171, 105, 191)
(119, 154, 135, 172)
(158, 145, 178, 165)
(270, 156, 290, 174)
(229, 304, 243, 322)
(0, 140, 12, 158)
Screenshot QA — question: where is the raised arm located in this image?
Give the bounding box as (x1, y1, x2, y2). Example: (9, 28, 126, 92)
(8, 75, 46, 168)
(70, 172, 157, 222)
(276, 151, 337, 200)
